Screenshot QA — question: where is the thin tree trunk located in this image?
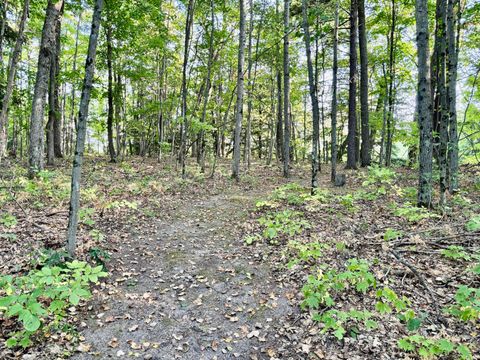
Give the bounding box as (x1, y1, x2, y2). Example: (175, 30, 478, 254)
(28, 0, 64, 178)
(301, 0, 320, 193)
(275, 0, 283, 162)
(385, 0, 396, 167)
(447, 0, 460, 193)
(232, 0, 246, 181)
(245, 0, 254, 169)
(358, 0, 370, 166)
(199, 0, 215, 173)
(180, 0, 195, 178)
(346, 0, 358, 169)
(66, 0, 104, 256)
(416, 0, 433, 208)
(283, 0, 291, 177)
(331, 0, 339, 182)
(106, 24, 116, 162)
(0, 0, 29, 160)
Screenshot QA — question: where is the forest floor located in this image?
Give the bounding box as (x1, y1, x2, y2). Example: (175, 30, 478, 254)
(1, 158, 479, 359)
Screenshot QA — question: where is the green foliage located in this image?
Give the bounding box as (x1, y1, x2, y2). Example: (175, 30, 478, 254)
(0, 213, 18, 228)
(258, 210, 310, 244)
(0, 261, 107, 348)
(338, 194, 358, 212)
(384, 228, 403, 241)
(287, 240, 329, 268)
(445, 285, 480, 322)
(363, 166, 396, 186)
(312, 308, 377, 340)
(398, 335, 472, 360)
(78, 207, 96, 226)
(465, 215, 480, 232)
(270, 183, 306, 206)
(244, 233, 262, 245)
(393, 202, 440, 222)
(88, 247, 111, 270)
(440, 246, 472, 261)
(35, 249, 72, 267)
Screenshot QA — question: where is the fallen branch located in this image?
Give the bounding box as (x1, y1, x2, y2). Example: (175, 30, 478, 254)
(389, 250, 446, 325)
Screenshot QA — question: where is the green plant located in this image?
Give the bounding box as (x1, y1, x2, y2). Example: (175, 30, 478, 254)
(35, 249, 72, 267)
(244, 233, 262, 245)
(444, 285, 479, 322)
(270, 183, 306, 205)
(258, 210, 310, 244)
(338, 194, 358, 212)
(88, 247, 111, 270)
(312, 308, 377, 340)
(393, 203, 439, 222)
(0, 261, 107, 348)
(465, 215, 480, 232)
(441, 245, 471, 261)
(398, 335, 472, 359)
(287, 240, 328, 268)
(384, 228, 403, 241)
(363, 166, 396, 186)
(78, 207, 96, 227)
(0, 213, 18, 228)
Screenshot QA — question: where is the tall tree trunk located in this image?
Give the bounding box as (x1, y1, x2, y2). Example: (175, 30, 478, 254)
(437, 0, 448, 207)
(28, 0, 63, 178)
(180, 0, 195, 178)
(106, 24, 116, 162)
(245, 0, 254, 170)
(67, 12, 81, 156)
(358, 0, 370, 167)
(415, 0, 433, 208)
(283, 0, 291, 178)
(53, 5, 63, 159)
(46, 1, 64, 165)
(66, 0, 104, 256)
(385, 0, 396, 166)
(447, 0, 460, 193)
(199, 0, 215, 173)
(232, 0, 246, 181)
(346, 0, 358, 169)
(331, 0, 339, 182)
(301, 0, 320, 193)
(0, 0, 29, 161)
(275, 0, 283, 162)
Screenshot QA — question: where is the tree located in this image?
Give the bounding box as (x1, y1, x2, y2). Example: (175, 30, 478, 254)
(66, 0, 104, 256)
(283, 0, 290, 178)
(28, 0, 64, 178)
(331, 0, 339, 182)
(346, 0, 358, 170)
(106, 23, 116, 163)
(0, 0, 29, 160)
(301, 0, 320, 192)
(180, 0, 195, 179)
(415, 0, 433, 207)
(358, 0, 370, 167)
(232, 0, 246, 181)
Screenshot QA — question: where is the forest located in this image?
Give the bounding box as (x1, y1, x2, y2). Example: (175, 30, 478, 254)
(0, 0, 479, 358)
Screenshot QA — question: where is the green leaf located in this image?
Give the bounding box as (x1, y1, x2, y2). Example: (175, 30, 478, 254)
(20, 310, 41, 332)
(5, 337, 18, 348)
(69, 292, 80, 305)
(437, 339, 454, 353)
(333, 326, 346, 340)
(457, 345, 472, 360)
(406, 318, 422, 331)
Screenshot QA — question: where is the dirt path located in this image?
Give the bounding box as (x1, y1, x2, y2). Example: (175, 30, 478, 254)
(74, 188, 296, 359)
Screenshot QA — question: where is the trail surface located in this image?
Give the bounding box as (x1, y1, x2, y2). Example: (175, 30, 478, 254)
(75, 188, 296, 359)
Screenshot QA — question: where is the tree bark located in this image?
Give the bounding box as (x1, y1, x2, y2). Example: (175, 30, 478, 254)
(283, 0, 291, 178)
(346, 0, 358, 169)
(106, 24, 116, 162)
(66, 0, 104, 256)
(180, 0, 195, 178)
(275, 0, 283, 162)
(232, 0, 246, 181)
(447, 0, 459, 193)
(0, 0, 29, 160)
(415, 0, 433, 208)
(28, 0, 63, 178)
(331, 0, 339, 182)
(385, 0, 396, 167)
(358, 0, 370, 167)
(301, 0, 320, 193)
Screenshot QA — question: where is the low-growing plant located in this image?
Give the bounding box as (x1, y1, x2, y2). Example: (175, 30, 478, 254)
(287, 240, 329, 268)
(0, 213, 17, 228)
(270, 183, 306, 205)
(384, 228, 403, 241)
(393, 202, 439, 222)
(0, 261, 107, 348)
(78, 207, 96, 227)
(441, 245, 471, 261)
(363, 166, 396, 186)
(258, 210, 310, 244)
(244, 233, 262, 245)
(398, 335, 472, 359)
(465, 215, 480, 232)
(444, 285, 479, 323)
